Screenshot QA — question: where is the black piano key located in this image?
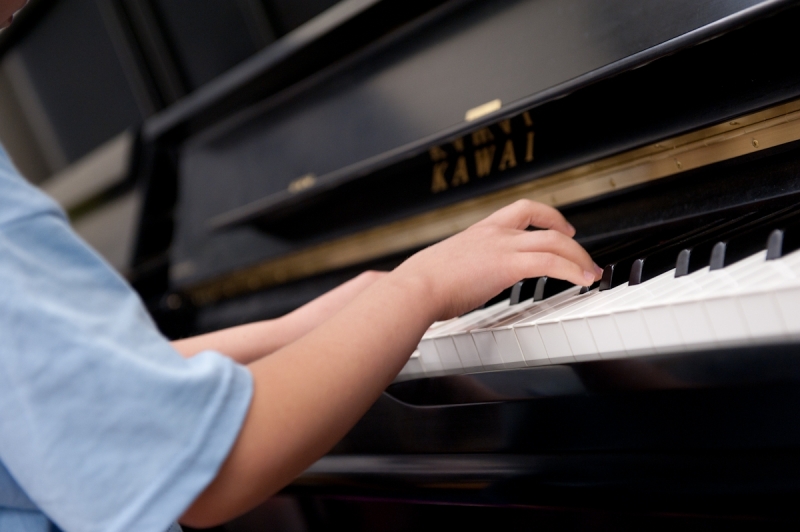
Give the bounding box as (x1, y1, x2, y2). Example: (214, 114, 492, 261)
(510, 278, 538, 304)
(767, 218, 800, 260)
(579, 281, 601, 294)
(533, 277, 574, 301)
(599, 258, 637, 291)
(675, 248, 693, 277)
(595, 217, 738, 290)
(675, 209, 796, 276)
(484, 286, 514, 307)
(708, 206, 800, 270)
(629, 217, 741, 284)
(708, 241, 729, 270)
(766, 229, 784, 260)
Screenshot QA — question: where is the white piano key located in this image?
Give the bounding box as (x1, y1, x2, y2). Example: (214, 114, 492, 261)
(433, 337, 465, 373)
(451, 333, 484, 371)
(417, 339, 445, 375)
(738, 292, 787, 339)
(642, 305, 685, 353)
(472, 330, 505, 369)
(493, 328, 527, 368)
(514, 325, 550, 365)
(702, 296, 750, 345)
(560, 318, 599, 360)
(421, 300, 510, 339)
(775, 285, 800, 338)
(585, 313, 626, 357)
(613, 309, 655, 355)
(670, 300, 717, 348)
(513, 288, 603, 327)
(537, 322, 575, 362)
(396, 350, 425, 381)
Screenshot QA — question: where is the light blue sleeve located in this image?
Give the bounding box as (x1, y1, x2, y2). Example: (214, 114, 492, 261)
(0, 155, 253, 531)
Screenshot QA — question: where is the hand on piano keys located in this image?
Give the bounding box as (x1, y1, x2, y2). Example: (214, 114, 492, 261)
(399, 203, 800, 380)
(394, 199, 602, 321)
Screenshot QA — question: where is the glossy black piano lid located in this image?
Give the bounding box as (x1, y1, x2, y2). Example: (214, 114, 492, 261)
(170, 0, 799, 288)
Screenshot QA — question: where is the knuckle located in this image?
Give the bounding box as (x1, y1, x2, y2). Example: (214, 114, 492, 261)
(361, 270, 383, 282)
(540, 229, 563, 244)
(517, 198, 537, 211)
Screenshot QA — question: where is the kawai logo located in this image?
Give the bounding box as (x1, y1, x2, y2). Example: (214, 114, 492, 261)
(429, 111, 534, 194)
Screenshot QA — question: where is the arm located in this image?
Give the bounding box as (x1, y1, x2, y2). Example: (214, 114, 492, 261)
(181, 200, 602, 527)
(171, 270, 386, 364)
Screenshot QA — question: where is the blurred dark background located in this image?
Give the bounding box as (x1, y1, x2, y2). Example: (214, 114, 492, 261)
(0, 0, 341, 182)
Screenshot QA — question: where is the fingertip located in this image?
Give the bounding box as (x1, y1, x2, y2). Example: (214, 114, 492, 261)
(582, 270, 595, 286)
(566, 222, 577, 237)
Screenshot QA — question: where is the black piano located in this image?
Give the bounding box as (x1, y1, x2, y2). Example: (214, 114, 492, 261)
(8, 0, 800, 528)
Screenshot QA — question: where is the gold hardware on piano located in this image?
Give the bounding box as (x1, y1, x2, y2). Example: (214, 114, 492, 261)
(465, 99, 502, 121)
(186, 97, 800, 306)
(287, 173, 317, 193)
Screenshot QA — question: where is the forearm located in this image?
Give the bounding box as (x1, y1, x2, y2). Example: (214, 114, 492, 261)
(181, 273, 434, 526)
(171, 316, 304, 365)
(171, 271, 386, 364)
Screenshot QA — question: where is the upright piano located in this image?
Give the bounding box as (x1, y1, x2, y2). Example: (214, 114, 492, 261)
(124, 0, 800, 528)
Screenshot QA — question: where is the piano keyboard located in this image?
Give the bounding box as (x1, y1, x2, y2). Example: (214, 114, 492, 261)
(396, 208, 800, 381)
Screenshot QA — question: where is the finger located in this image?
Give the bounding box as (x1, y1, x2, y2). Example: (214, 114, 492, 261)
(516, 230, 601, 276)
(477, 199, 575, 236)
(513, 252, 599, 287)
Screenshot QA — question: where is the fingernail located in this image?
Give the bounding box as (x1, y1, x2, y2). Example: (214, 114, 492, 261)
(583, 270, 595, 284)
(594, 263, 603, 278)
(567, 223, 576, 234)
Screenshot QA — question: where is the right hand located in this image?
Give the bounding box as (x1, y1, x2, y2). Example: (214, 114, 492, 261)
(392, 199, 602, 321)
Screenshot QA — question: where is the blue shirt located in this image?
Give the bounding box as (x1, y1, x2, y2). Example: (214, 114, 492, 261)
(0, 147, 253, 531)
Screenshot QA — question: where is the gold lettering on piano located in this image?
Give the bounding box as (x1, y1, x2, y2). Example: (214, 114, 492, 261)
(429, 145, 448, 162)
(526, 131, 535, 162)
(498, 139, 517, 171)
(451, 156, 469, 186)
(431, 161, 449, 192)
(472, 128, 494, 146)
(523, 111, 533, 127)
(474, 146, 496, 178)
(428, 110, 534, 194)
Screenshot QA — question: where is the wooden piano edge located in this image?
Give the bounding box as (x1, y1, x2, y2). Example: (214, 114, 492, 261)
(184, 97, 800, 306)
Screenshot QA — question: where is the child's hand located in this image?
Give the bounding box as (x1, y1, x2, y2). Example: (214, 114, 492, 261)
(393, 200, 602, 321)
